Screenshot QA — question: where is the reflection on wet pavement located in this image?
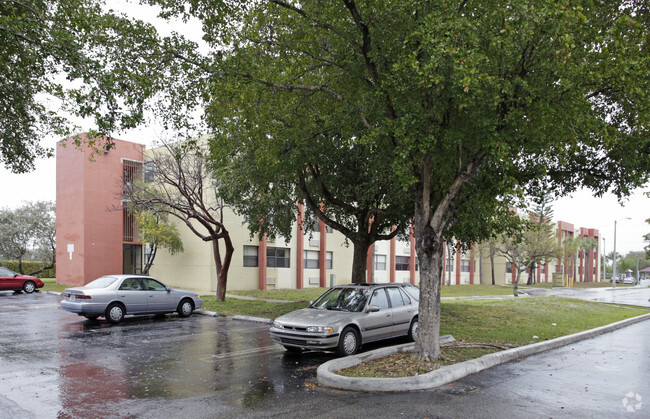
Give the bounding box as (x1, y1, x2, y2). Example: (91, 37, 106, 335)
(0, 292, 336, 417)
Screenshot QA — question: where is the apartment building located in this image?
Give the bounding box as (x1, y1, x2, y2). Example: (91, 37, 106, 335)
(55, 135, 599, 292)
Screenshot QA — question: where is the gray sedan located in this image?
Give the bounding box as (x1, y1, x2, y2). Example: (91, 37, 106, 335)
(61, 275, 202, 323)
(269, 283, 419, 356)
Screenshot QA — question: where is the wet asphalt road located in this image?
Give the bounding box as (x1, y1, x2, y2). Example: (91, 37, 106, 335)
(1, 289, 649, 418)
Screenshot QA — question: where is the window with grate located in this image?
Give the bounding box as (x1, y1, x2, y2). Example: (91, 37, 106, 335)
(267, 247, 290, 268)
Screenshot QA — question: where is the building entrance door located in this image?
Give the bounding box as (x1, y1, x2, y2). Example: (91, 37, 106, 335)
(123, 244, 143, 274)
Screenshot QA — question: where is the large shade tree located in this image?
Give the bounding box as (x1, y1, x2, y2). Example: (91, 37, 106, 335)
(0, 0, 204, 172)
(137, 0, 649, 360)
(0, 201, 56, 275)
(211, 131, 414, 284)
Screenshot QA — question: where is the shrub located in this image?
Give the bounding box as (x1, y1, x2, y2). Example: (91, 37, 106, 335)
(0, 260, 56, 278)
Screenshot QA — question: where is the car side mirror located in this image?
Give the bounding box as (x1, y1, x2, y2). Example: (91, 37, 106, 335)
(367, 305, 380, 313)
(166, 286, 171, 292)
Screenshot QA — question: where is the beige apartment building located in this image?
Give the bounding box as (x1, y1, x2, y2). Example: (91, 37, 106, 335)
(56, 135, 600, 293)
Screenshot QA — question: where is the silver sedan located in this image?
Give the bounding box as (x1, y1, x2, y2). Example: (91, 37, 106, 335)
(269, 284, 419, 356)
(61, 275, 202, 323)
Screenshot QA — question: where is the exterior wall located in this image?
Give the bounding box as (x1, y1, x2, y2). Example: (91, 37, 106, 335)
(56, 134, 144, 286)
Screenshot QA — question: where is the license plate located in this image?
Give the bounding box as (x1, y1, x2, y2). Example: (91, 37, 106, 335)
(70, 295, 75, 301)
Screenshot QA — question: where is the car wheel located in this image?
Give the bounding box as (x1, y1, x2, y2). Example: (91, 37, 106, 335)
(105, 303, 125, 324)
(22, 281, 36, 293)
(337, 327, 360, 356)
(407, 317, 419, 342)
(177, 299, 194, 317)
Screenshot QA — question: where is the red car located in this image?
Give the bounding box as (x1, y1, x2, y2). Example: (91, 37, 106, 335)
(0, 267, 45, 293)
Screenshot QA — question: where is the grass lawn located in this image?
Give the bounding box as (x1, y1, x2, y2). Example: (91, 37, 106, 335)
(439, 296, 647, 345)
(341, 297, 649, 378)
(41, 278, 67, 293)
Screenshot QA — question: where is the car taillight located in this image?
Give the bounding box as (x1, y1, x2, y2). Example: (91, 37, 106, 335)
(63, 293, 70, 297)
(75, 295, 91, 299)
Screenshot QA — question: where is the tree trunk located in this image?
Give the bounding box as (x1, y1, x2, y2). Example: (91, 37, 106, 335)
(143, 244, 157, 275)
(513, 271, 521, 297)
(527, 262, 535, 285)
(213, 233, 234, 302)
(350, 241, 371, 284)
(490, 255, 495, 285)
(412, 171, 445, 360)
(413, 224, 444, 361)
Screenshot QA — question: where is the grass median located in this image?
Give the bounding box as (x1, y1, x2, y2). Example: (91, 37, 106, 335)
(342, 297, 649, 378)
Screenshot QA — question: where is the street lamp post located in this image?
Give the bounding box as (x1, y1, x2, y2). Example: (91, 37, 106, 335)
(612, 217, 631, 289)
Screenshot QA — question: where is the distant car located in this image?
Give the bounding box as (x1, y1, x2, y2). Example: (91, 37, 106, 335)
(61, 275, 202, 323)
(0, 267, 44, 293)
(269, 283, 419, 356)
(623, 277, 638, 285)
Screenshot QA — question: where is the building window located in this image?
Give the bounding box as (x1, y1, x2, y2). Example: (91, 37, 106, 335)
(396, 256, 410, 271)
(374, 254, 386, 271)
(268, 247, 290, 268)
(326, 251, 333, 269)
(144, 161, 154, 182)
(243, 246, 258, 267)
(506, 262, 513, 273)
(123, 160, 142, 194)
(305, 217, 333, 234)
(304, 250, 319, 269)
(446, 258, 454, 272)
(461, 260, 470, 273)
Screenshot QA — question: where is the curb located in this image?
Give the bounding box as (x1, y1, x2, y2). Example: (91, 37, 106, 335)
(232, 314, 273, 324)
(317, 313, 650, 392)
(194, 309, 218, 317)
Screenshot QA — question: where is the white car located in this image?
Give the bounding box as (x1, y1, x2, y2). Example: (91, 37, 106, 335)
(61, 275, 202, 323)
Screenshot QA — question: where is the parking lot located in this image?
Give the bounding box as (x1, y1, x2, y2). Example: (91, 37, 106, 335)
(0, 291, 338, 418)
(3, 289, 649, 418)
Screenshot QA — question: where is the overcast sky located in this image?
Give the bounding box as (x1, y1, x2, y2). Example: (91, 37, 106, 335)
(2, 0, 648, 258)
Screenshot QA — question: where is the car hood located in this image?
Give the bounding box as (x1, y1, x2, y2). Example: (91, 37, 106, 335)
(275, 308, 358, 326)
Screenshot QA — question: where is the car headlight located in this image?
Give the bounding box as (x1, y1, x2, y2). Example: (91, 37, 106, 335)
(273, 321, 284, 330)
(306, 326, 333, 333)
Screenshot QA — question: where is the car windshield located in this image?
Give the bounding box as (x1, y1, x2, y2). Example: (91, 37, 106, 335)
(311, 287, 369, 312)
(84, 276, 119, 289)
